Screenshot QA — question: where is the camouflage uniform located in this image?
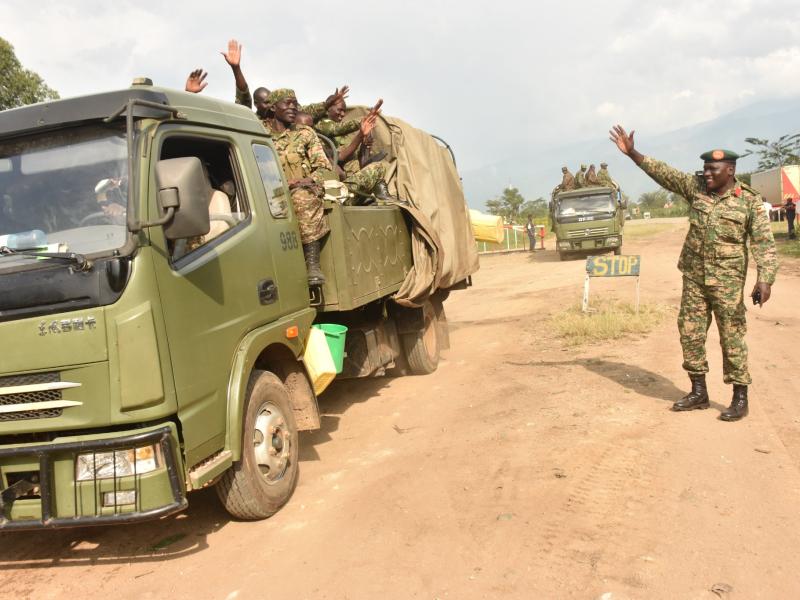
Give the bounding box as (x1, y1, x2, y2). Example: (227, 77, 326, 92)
(264, 121, 334, 244)
(574, 166, 587, 188)
(597, 166, 617, 189)
(315, 117, 360, 139)
(640, 156, 778, 384)
(585, 165, 600, 186)
(560, 169, 576, 191)
(333, 128, 388, 197)
(235, 84, 328, 123)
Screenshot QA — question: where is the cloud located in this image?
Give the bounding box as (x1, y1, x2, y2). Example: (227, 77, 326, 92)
(3, 0, 800, 173)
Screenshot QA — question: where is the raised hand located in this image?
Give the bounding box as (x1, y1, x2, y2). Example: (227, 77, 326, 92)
(325, 85, 350, 108)
(221, 39, 242, 67)
(609, 125, 635, 156)
(185, 69, 208, 94)
(360, 113, 378, 137)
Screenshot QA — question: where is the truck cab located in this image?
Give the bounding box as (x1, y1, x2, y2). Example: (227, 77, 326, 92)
(551, 186, 626, 260)
(0, 83, 476, 529)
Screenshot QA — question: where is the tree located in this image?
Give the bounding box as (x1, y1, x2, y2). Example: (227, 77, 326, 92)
(519, 197, 549, 221)
(742, 134, 800, 170)
(0, 37, 59, 110)
(485, 186, 526, 223)
(637, 189, 670, 209)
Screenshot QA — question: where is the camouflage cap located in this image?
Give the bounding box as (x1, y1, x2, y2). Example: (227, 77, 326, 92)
(700, 149, 740, 163)
(600, 162, 608, 168)
(266, 88, 296, 105)
(580, 164, 587, 170)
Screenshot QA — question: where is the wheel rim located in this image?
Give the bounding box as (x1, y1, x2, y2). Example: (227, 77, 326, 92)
(252, 402, 292, 485)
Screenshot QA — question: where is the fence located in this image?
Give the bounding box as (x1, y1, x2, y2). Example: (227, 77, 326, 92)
(476, 225, 544, 254)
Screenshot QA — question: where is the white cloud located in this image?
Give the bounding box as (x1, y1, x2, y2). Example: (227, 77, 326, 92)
(3, 0, 800, 171)
(595, 102, 620, 117)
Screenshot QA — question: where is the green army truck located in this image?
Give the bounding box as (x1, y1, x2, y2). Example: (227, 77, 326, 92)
(0, 81, 477, 529)
(551, 186, 626, 261)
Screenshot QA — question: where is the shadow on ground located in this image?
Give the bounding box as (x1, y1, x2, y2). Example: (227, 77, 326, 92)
(506, 357, 727, 411)
(0, 375, 403, 570)
(0, 487, 227, 570)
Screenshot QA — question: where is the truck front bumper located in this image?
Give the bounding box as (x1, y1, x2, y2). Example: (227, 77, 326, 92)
(0, 424, 187, 530)
(558, 236, 620, 251)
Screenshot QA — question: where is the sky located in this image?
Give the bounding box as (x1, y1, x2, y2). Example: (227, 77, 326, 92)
(4, 0, 800, 198)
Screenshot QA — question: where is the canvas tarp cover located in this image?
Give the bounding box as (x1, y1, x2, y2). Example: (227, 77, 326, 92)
(340, 108, 479, 307)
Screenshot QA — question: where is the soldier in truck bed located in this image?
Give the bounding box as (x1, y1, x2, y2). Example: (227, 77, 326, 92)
(318, 97, 394, 203)
(219, 39, 347, 125)
(610, 124, 778, 422)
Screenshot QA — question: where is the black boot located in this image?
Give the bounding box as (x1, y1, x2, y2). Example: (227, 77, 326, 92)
(673, 374, 710, 411)
(302, 240, 325, 286)
(373, 181, 395, 203)
(720, 385, 748, 422)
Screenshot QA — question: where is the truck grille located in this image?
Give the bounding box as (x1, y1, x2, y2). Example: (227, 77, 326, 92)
(0, 372, 77, 422)
(567, 227, 609, 239)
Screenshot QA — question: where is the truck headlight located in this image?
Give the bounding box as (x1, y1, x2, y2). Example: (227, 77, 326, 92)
(606, 237, 619, 246)
(558, 241, 570, 250)
(76, 445, 161, 481)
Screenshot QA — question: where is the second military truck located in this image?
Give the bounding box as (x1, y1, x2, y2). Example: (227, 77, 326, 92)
(0, 81, 478, 529)
(551, 186, 626, 260)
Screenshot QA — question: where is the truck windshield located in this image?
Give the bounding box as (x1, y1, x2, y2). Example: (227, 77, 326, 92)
(0, 125, 128, 261)
(559, 195, 614, 216)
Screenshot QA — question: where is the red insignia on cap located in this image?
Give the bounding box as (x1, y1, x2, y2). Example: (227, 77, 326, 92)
(712, 150, 725, 160)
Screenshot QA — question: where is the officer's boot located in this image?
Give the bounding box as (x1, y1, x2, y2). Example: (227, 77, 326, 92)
(673, 374, 710, 411)
(302, 240, 325, 286)
(720, 385, 748, 422)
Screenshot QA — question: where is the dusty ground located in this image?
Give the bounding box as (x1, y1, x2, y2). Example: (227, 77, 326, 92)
(2, 218, 799, 600)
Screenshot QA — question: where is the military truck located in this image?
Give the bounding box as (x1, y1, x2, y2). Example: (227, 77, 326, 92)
(550, 186, 626, 261)
(0, 81, 477, 529)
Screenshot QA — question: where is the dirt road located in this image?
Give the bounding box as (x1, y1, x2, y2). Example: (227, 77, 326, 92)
(2, 219, 799, 599)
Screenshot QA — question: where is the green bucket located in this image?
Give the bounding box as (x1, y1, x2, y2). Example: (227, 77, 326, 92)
(313, 324, 348, 374)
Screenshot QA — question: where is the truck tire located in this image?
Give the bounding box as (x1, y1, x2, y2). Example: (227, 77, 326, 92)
(613, 246, 622, 256)
(216, 370, 299, 520)
(559, 251, 568, 261)
(401, 300, 440, 375)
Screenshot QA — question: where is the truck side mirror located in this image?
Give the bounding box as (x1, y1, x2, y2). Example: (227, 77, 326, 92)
(155, 157, 211, 241)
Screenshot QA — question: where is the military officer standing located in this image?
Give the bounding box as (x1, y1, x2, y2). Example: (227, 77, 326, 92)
(610, 125, 778, 421)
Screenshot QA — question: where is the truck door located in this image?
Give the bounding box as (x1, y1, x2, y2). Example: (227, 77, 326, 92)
(147, 129, 287, 467)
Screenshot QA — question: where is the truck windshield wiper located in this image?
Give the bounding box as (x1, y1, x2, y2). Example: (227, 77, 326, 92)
(0, 246, 92, 271)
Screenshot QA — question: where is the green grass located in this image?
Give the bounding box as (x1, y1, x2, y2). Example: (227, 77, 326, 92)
(623, 222, 679, 240)
(770, 222, 800, 258)
(551, 296, 670, 347)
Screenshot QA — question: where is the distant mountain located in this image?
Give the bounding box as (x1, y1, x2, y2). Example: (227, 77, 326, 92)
(462, 97, 800, 209)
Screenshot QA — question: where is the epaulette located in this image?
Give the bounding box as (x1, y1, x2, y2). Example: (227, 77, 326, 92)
(738, 181, 761, 198)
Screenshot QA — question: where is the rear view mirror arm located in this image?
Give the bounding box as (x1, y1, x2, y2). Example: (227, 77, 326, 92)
(102, 99, 187, 253)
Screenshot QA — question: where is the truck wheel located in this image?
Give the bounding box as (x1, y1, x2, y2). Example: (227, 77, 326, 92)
(613, 246, 622, 256)
(401, 300, 440, 375)
(558, 251, 568, 261)
(216, 370, 299, 520)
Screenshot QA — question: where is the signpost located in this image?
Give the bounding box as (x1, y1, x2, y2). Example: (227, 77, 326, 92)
(583, 255, 641, 313)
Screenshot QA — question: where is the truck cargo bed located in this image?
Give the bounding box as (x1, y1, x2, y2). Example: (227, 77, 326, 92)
(317, 202, 413, 312)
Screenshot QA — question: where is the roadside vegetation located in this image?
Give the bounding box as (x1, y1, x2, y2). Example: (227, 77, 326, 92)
(551, 296, 670, 346)
(771, 222, 800, 258)
(623, 221, 683, 240)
